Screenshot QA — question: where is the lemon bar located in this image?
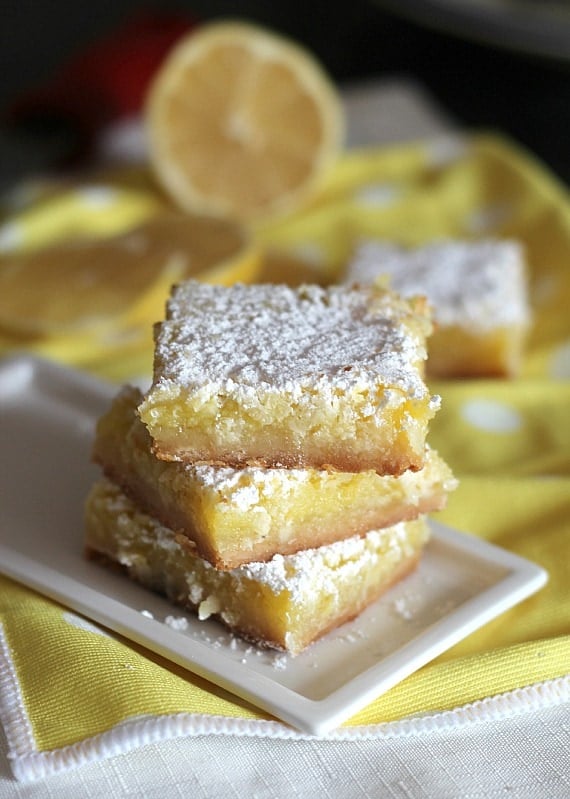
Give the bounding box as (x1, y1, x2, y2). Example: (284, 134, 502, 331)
(344, 239, 531, 378)
(94, 385, 455, 569)
(85, 478, 431, 655)
(138, 281, 439, 473)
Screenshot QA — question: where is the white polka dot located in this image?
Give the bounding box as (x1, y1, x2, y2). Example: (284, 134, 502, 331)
(0, 222, 24, 252)
(461, 398, 523, 433)
(291, 241, 325, 265)
(353, 182, 402, 208)
(464, 203, 512, 235)
(550, 340, 570, 379)
(62, 611, 110, 637)
(76, 186, 118, 208)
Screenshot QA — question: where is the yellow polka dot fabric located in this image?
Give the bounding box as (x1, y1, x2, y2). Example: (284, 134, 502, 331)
(0, 133, 569, 776)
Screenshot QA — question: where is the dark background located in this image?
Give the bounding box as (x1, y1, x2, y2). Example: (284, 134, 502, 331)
(1, 0, 569, 183)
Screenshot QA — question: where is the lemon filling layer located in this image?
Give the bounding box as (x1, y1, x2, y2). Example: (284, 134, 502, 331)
(139, 281, 438, 471)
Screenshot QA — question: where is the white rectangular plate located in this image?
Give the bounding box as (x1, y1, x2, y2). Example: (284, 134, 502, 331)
(0, 356, 547, 735)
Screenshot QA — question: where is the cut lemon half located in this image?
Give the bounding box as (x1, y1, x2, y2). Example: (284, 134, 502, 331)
(0, 211, 259, 336)
(146, 21, 344, 223)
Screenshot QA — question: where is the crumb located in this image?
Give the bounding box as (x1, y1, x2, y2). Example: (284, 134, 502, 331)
(272, 654, 288, 671)
(198, 594, 221, 620)
(140, 609, 154, 619)
(165, 615, 189, 631)
(392, 597, 414, 621)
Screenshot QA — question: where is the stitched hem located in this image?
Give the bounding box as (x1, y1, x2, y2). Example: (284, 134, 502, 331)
(3, 672, 568, 782)
(0, 624, 36, 758)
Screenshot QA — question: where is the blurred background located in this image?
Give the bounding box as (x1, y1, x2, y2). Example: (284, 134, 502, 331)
(1, 0, 570, 184)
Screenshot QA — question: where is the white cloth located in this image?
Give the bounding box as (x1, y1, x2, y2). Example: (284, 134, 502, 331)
(1, 698, 569, 799)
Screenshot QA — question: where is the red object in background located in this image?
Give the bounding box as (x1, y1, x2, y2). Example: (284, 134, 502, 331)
(6, 11, 196, 163)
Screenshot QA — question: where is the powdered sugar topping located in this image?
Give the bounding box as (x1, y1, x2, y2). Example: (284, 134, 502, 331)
(191, 461, 311, 506)
(239, 521, 423, 601)
(345, 239, 530, 331)
(154, 282, 430, 399)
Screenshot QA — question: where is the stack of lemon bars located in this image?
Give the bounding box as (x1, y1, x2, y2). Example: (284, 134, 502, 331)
(85, 280, 457, 656)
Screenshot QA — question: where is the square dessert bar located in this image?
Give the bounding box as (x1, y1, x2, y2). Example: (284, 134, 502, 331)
(138, 281, 440, 474)
(344, 239, 531, 378)
(94, 386, 456, 569)
(85, 478, 431, 655)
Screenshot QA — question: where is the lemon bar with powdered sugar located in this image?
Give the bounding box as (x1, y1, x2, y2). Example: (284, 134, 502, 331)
(345, 239, 531, 378)
(138, 281, 440, 474)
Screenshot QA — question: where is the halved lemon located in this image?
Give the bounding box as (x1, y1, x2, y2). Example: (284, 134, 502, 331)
(0, 210, 259, 337)
(146, 20, 344, 223)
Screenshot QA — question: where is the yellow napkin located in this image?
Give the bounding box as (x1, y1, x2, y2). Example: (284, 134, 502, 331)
(1, 132, 569, 781)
